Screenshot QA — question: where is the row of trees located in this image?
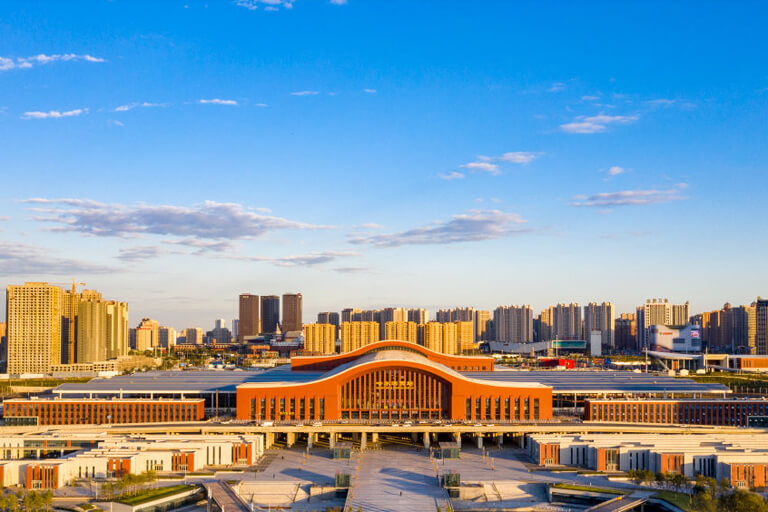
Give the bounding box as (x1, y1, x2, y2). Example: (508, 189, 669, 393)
(0, 490, 53, 511)
(628, 470, 768, 512)
(99, 469, 158, 499)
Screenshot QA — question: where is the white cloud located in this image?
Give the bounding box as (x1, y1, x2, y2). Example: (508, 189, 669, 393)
(560, 114, 639, 134)
(0, 53, 106, 72)
(581, 95, 600, 101)
(548, 82, 566, 92)
(330, 0, 348, 4)
(460, 161, 500, 175)
(350, 209, 530, 247)
(607, 166, 625, 176)
(198, 98, 238, 106)
(363, 88, 376, 93)
(570, 184, 688, 208)
(498, 152, 539, 164)
(22, 109, 87, 119)
(457, 151, 540, 177)
(255, 103, 268, 107)
(109, 119, 125, 127)
(114, 102, 167, 112)
(22, 198, 330, 240)
(290, 90, 320, 96)
(646, 98, 676, 106)
(438, 171, 465, 180)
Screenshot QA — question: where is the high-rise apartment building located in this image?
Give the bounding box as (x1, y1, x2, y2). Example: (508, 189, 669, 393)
(384, 321, 418, 343)
(584, 302, 615, 349)
(423, 322, 460, 354)
(282, 293, 303, 333)
(756, 298, 768, 355)
(105, 301, 129, 359)
(303, 323, 336, 354)
(184, 327, 204, 345)
(455, 320, 475, 353)
(158, 326, 177, 349)
(6, 282, 63, 374)
(238, 294, 260, 342)
(231, 319, 239, 341)
(493, 305, 533, 343)
(135, 318, 159, 351)
(340, 321, 379, 352)
(550, 303, 582, 340)
(615, 313, 637, 351)
(636, 299, 689, 350)
(536, 308, 552, 342)
(407, 308, 428, 324)
(76, 296, 107, 363)
(261, 295, 280, 334)
(341, 308, 362, 323)
(695, 303, 757, 353)
(317, 312, 340, 339)
(442, 322, 458, 355)
(475, 310, 491, 342)
(379, 307, 407, 338)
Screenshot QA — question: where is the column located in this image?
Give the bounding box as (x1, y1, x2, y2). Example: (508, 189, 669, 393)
(286, 432, 295, 448)
(411, 432, 418, 443)
(307, 433, 314, 449)
(371, 432, 379, 444)
(423, 432, 431, 449)
(266, 432, 275, 449)
(453, 432, 462, 449)
(496, 434, 503, 447)
(360, 432, 367, 451)
(476, 435, 483, 449)
(329, 432, 336, 449)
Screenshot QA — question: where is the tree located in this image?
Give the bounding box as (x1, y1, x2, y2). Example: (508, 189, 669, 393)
(0, 493, 8, 512)
(41, 490, 53, 511)
(718, 488, 768, 512)
(6, 493, 18, 512)
(670, 473, 688, 493)
(691, 491, 717, 512)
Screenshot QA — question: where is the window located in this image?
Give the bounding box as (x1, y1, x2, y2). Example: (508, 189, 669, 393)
(475, 398, 481, 420)
(485, 398, 491, 420)
(515, 398, 520, 420)
(495, 398, 501, 420)
(466, 398, 471, 419)
(504, 398, 510, 420)
(270, 398, 276, 420)
(524, 398, 529, 419)
(319, 398, 325, 419)
(534, 398, 540, 419)
(300, 398, 306, 419)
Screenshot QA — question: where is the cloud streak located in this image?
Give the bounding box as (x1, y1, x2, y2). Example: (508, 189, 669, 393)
(115, 102, 167, 112)
(22, 198, 330, 240)
(350, 209, 530, 247)
(458, 151, 541, 176)
(0, 241, 113, 276)
(199, 98, 238, 106)
(571, 184, 688, 208)
(438, 171, 465, 180)
(0, 53, 105, 72)
(22, 109, 87, 119)
(560, 114, 639, 134)
(290, 90, 320, 96)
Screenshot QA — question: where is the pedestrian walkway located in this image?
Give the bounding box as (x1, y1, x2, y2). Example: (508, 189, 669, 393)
(206, 481, 250, 512)
(345, 446, 452, 512)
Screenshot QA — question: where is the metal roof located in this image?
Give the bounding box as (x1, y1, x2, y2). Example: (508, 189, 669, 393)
(464, 370, 730, 394)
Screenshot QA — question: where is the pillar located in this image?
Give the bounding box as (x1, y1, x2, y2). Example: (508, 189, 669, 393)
(496, 434, 503, 447)
(360, 432, 367, 451)
(476, 435, 483, 449)
(411, 432, 418, 443)
(329, 432, 336, 449)
(286, 432, 295, 448)
(371, 432, 378, 444)
(453, 432, 462, 449)
(307, 433, 314, 449)
(266, 432, 275, 449)
(423, 432, 431, 449)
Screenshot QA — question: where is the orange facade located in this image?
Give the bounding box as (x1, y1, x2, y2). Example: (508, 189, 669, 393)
(4, 399, 205, 425)
(25, 465, 58, 489)
(290, 341, 494, 372)
(232, 443, 253, 465)
(107, 458, 131, 478)
(729, 463, 768, 489)
(585, 399, 768, 427)
(238, 346, 551, 422)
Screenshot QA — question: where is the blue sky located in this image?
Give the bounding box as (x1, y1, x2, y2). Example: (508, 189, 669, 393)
(1, 1, 767, 329)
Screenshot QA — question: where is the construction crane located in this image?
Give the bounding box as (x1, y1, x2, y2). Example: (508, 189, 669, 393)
(52, 279, 86, 364)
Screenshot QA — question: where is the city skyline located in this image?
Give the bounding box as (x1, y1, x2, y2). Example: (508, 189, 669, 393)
(1, 2, 767, 328)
